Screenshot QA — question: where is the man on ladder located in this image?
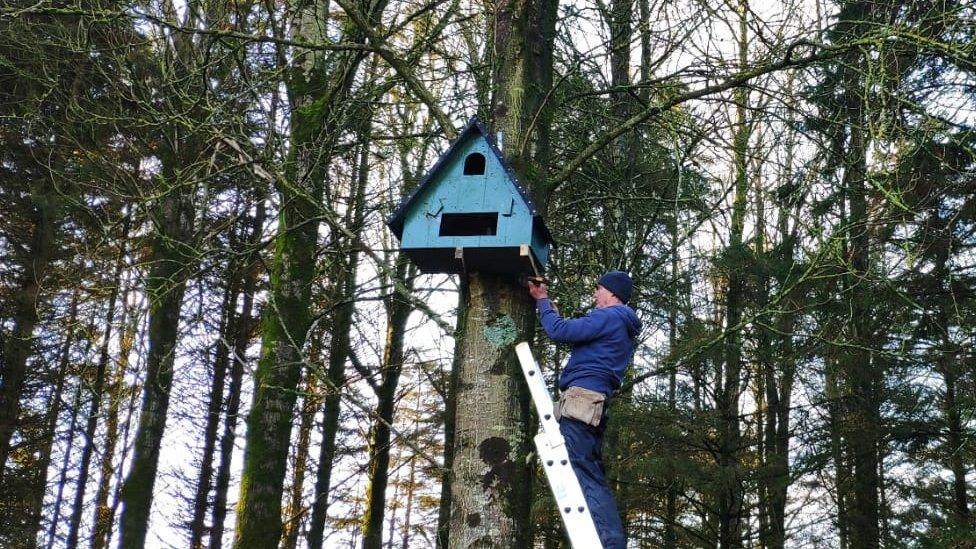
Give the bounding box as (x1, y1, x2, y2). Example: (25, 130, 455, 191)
(527, 271, 642, 549)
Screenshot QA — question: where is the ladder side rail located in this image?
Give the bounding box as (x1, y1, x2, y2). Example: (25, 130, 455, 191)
(514, 343, 564, 447)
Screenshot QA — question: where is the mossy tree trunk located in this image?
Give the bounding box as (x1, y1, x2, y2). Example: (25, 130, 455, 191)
(232, 0, 386, 541)
(448, 278, 537, 548)
(446, 0, 557, 545)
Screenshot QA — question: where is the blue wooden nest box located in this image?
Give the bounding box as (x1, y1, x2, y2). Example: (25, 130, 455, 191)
(388, 118, 553, 275)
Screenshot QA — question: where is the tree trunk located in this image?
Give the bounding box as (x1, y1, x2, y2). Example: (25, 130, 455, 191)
(282, 372, 318, 549)
(209, 196, 266, 549)
(717, 3, 750, 545)
(841, 69, 880, 549)
(46, 376, 85, 549)
(447, 0, 556, 543)
(117, 181, 196, 547)
(447, 277, 536, 548)
(25, 292, 79, 541)
(943, 365, 969, 525)
(0, 181, 57, 483)
(306, 238, 361, 549)
(234, 0, 385, 540)
(304, 108, 380, 549)
(436, 288, 467, 549)
(67, 216, 130, 549)
(399, 389, 421, 549)
(91, 284, 139, 549)
(361, 259, 415, 548)
(190, 279, 240, 549)
(231, 32, 327, 546)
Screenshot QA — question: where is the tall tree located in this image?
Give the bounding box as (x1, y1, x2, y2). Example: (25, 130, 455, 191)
(116, 4, 213, 542)
(232, 0, 386, 543)
(447, 0, 557, 545)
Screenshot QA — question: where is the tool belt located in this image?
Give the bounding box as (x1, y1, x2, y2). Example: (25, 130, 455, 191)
(554, 386, 606, 427)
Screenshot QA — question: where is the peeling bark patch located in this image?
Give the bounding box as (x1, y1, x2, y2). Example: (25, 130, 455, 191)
(466, 512, 481, 527)
(478, 437, 515, 491)
(483, 315, 517, 348)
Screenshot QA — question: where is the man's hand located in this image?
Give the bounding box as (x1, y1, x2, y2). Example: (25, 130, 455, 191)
(528, 277, 549, 300)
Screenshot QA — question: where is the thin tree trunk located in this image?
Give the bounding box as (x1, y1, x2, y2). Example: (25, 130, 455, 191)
(943, 365, 969, 524)
(664, 201, 679, 549)
(361, 260, 414, 548)
(399, 392, 420, 549)
(826, 322, 849, 549)
(26, 292, 79, 541)
(436, 287, 466, 549)
(306, 239, 361, 549)
(210, 196, 266, 549)
(353, 112, 416, 549)
(91, 284, 139, 549)
(842, 73, 880, 549)
(933, 244, 969, 526)
(190, 278, 241, 549)
(282, 372, 319, 549)
(717, 3, 750, 546)
(46, 374, 85, 549)
(67, 216, 130, 549)
(306, 116, 375, 548)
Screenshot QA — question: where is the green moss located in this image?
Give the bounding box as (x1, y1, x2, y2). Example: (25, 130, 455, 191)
(483, 315, 517, 347)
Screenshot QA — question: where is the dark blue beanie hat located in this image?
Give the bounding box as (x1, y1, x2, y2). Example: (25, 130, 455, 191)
(598, 270, 633, 304)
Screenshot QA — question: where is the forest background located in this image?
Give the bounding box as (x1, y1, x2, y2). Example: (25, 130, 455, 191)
(0, 0, 974, 546)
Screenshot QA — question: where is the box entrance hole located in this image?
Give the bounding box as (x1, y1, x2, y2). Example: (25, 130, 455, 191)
(439, 213, 498, 236)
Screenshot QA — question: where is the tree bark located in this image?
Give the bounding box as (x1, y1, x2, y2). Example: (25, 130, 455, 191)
(447, 277, 536, 548)
(446, 0, 556, 544)
(840, 56, 881, 549)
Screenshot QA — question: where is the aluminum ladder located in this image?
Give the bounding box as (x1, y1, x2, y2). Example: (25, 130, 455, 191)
(515, 342, 603, 548)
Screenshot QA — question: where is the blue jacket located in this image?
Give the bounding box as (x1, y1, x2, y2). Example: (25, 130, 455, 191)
(536, 298, 642, 395)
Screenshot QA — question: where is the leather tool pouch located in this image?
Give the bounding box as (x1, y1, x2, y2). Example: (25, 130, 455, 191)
(554, 386, 606, 427)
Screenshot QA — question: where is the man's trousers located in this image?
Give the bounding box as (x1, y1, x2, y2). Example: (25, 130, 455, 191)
(559, 414, 626, 548)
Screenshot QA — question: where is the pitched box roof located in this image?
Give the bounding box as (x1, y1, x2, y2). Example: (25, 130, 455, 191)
(387, 117, 553, 244)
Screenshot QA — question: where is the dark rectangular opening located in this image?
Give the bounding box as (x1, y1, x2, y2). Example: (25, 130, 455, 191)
(439, 212, 498, 236)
